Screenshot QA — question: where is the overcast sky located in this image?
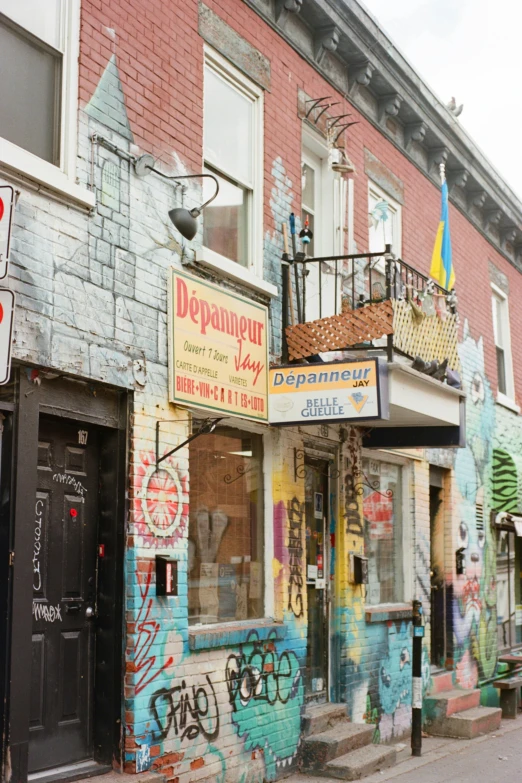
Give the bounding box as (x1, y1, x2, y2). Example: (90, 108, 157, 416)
(361, 0, 522, 202)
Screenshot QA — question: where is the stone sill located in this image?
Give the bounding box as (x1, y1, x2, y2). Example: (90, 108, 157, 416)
(188, 619, 286, 651)
(365, 603, 413, 623)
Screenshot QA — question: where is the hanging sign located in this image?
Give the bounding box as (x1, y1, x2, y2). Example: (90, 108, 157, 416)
(0, 289, 15, 385)
(168, 268, 269, 422)
(268, 358, 388, 426)
(0, 183, 15, 280)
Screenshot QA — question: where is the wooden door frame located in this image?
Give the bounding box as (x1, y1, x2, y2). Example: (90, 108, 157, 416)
(2, 367, 129, 783)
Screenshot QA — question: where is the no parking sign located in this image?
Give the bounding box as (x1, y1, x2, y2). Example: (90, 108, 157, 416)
(0, 183, 14, 279)
(0, 289, 14, 385)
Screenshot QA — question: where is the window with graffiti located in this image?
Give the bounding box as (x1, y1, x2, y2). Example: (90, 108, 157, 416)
(362, 458, 403, 604)
(187, 426, 264, 625)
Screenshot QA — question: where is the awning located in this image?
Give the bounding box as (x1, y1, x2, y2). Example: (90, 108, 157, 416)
(362, 363, 465, 449)
(492, 511, 522, 535)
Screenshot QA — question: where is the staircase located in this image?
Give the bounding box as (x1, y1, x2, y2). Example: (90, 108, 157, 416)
(424, 671, 502, 739)
(300, 704, 397, 780)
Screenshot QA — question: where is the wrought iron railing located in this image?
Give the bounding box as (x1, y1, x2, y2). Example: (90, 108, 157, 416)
(281, 246, 459, 367)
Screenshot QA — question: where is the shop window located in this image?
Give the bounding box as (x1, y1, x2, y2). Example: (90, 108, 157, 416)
(187, 425, 264, 625)
(362, 457, 404, 605)
(203, 48, 263, 271)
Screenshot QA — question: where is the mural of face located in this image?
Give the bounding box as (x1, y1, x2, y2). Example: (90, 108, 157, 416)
(225, 632, 304, 779)
(454, 499, 485, 645)
(457, 321, 495, 491)
(378, 622, 412, 716)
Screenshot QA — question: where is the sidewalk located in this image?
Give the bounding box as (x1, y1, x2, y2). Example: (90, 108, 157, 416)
(285, 713, 522, 783)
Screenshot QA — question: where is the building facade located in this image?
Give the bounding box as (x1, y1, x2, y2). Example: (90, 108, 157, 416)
(1, 1, 522, 782)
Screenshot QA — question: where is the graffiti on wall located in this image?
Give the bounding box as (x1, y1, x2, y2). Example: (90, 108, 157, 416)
(135, 560, 174, 695)
(287, 497, 304, 617)
(133, 451, 189, 547)
(225, 631, 303, 777)
(149, 674, 220, 742)
(453, 322, 497, 686)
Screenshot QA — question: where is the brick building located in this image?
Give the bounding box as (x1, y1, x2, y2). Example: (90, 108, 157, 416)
(1, 0, 522, 782)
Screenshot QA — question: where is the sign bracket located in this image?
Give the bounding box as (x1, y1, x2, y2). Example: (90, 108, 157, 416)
(155, 417, 224, 468)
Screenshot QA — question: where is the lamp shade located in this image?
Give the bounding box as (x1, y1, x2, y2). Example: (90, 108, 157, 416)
(168, 207, 198, 241)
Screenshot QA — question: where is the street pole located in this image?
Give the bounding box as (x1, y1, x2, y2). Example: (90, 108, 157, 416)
(411, 599, 424, 757)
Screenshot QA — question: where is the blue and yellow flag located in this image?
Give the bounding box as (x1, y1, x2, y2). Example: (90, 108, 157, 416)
(429, 180, 455, 290)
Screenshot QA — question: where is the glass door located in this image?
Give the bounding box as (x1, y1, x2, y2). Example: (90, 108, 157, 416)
(305, 457, 329, 701)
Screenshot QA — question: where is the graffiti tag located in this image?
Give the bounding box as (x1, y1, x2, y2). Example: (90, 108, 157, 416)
(225, 635, 301, 708)
(33, 602, 62, 622)
(149, 674, 220, 742)
(33, 499, 44, 592)
(287, 497, 304, 617)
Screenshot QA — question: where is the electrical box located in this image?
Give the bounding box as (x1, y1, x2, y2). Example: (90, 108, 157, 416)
(352, 554, 368, 585)
(156, 555, 178, 596)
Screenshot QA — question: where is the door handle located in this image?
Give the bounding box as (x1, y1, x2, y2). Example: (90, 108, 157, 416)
(65, 603, 82, 613)
(85, 606, 95, 619)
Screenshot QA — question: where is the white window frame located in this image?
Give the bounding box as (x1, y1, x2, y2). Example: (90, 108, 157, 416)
(196, 46, 275, 297)
(301, 127, 346, 320)
(0, 0, 94, 208)
(491, 282, 518, 411)
(368, 181, 402, 257)
(302, 126, 345, 258)
(361, 449, 413, 608)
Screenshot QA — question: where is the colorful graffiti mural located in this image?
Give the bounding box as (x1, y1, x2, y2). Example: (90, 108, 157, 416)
(133, 451, 189, 548)
(452, 322, 497, 685)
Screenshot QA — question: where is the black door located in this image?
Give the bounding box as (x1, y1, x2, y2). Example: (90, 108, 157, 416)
(305, 458, 329, 701)
(429, 471, 445, 668)
(29, 417, 100, 773)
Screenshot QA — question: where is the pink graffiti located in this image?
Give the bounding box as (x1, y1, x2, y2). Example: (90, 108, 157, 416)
(133, 451, 188, 547)
(135, 561, 174, 695)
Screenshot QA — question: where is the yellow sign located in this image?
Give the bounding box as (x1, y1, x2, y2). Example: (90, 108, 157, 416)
(268, 359, 387, 425)
(169, 269, 269, 421)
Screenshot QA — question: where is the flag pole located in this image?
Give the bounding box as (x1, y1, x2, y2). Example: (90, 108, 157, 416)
(439, 162, 446, 185)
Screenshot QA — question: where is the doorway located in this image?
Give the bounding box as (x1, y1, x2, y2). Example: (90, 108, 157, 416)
(305, 457, 329, 701)
(29, 415, 110, 775)
(429, 466, 447, 668)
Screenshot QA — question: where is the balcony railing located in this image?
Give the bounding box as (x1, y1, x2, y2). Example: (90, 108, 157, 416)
(281, 246, 460, 371)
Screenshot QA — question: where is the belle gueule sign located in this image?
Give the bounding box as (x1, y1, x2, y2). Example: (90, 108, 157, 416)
(268, 358, 388, 426)
(169, 269, 269, 421)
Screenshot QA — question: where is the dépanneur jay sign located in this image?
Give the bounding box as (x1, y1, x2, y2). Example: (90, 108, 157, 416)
(169, 269, 269, 421)
(268, 359, 388, 426)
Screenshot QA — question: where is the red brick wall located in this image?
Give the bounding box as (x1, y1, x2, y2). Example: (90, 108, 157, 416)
(79, 0, 521, 397)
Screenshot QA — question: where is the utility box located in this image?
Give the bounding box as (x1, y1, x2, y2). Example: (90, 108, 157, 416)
(156, 555, 178, 596)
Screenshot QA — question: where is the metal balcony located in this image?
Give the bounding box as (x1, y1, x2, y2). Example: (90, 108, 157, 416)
(280, 246, 464, 448)
(282, 245, 460, 372)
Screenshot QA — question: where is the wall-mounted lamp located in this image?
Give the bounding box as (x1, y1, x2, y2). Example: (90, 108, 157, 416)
(134, 154, 220, 240)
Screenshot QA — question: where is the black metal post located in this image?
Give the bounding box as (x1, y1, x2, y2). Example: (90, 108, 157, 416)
(411, 599, 424, 757)
(282, 259, 289, 363)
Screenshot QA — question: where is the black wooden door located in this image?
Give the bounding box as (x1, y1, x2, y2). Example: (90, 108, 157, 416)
(29, 417, 100, 773)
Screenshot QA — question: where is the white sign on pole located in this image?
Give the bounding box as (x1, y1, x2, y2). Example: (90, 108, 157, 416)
(0, 289, 15, 385)
(0, 183, 15, 280)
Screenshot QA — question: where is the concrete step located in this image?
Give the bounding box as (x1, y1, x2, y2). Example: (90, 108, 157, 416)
(324, 744, 397, 780)
(429, 671, 453, 694)
(302, 703, 348, 737)
(301, 723, 374, 769)
(428, 706, 502, 739)
(424, 688, 480, 719)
